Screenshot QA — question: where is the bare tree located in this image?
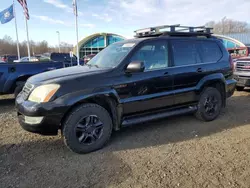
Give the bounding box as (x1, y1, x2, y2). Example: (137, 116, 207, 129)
(0, 36, 73, 56)
(205, 17, 250, 34)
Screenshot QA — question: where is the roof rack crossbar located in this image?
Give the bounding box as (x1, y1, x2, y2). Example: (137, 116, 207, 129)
(134, 24, 213, 38)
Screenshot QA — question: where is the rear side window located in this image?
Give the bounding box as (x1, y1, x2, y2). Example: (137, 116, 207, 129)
(171, 40, 201, 66)
(198, 41, 222, 63)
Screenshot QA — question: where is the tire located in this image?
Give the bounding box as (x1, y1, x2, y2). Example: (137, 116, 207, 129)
(62, 103, 113, 154)
(195, 87, 222, 122)
(236, 86, 244, 91)
(14, 82, 25, 98)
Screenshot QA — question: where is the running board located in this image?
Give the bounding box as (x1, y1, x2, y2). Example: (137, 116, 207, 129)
(121, 105, 197, 127)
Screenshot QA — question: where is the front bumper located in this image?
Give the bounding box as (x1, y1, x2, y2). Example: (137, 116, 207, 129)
(233, 75, 250, 87)
(16, 93, 68, 135)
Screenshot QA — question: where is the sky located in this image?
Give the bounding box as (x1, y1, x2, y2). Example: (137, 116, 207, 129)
(0, 0, 250, 46)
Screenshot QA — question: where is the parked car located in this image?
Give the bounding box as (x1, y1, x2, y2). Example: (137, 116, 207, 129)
(1, 55, 18, 63)
(84, 54, 95, 64)
(13, 56, 39, 62)
(233, 56, 250, 91)
(50, 53, 84, 66)
(228, 47, 249, 60)
(16, 25, 236, 154)
(0, 58, 78, 97)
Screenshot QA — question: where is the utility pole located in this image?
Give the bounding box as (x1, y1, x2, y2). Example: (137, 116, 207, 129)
(73, 0, 80, 65)
(56, 31, 61, 53)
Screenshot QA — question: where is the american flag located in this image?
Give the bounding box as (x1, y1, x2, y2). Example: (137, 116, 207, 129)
(17, 0, 30, 20)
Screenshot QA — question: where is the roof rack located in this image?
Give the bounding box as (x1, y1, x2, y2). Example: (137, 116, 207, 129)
(134, 24, 213, 38)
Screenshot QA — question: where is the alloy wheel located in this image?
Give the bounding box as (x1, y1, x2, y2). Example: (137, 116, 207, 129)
(75, 115, 104, 145)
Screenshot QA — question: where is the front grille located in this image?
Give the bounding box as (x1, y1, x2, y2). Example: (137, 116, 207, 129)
(22, 83, 34, 100)
(236, 61, 250, 72)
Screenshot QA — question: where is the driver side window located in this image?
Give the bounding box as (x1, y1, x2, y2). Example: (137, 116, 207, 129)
(130, 40, 169, 71)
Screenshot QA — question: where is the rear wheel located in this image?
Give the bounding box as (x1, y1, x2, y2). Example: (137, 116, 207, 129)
(195, 87, 222, 121)
(236, 86, 244, 91)
(62, 103, 113, 154)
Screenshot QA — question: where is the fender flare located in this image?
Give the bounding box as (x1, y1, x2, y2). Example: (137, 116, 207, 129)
(59, 89, 122, 130)
(195, 73, 226, 93)
(195, 73, 227, 106)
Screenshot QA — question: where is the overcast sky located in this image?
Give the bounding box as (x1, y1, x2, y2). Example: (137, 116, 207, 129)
(0, 0, 250, 46)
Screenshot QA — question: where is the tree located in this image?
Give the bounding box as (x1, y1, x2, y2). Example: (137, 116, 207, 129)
(0, 36, 73, 56)
(205, 17, 250, 34)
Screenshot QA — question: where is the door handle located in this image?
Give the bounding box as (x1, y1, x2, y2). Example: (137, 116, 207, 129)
(196, 68, 203, 73)
(164, 72, 168, 75)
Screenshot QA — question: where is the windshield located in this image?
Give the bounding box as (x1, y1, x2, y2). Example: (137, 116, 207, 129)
(87, 42, 135, 68)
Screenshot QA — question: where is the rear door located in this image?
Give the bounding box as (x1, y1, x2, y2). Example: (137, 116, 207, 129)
(170, 39, 223, 105)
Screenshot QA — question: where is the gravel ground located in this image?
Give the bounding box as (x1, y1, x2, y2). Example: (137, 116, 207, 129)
(0, 91, 250, 188)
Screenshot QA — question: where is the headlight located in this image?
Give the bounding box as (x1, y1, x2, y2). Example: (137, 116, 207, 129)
(28, 84, 60, 103)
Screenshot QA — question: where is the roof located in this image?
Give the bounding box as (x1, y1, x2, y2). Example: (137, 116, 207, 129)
(212, 34, 246, 47)
(224, 32, 250, 45)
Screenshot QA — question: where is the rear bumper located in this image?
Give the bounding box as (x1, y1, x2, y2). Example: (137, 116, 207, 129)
(226, 79, 237, 98)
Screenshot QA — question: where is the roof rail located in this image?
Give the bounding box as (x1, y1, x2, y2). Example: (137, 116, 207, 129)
(134, 24, 213, 38)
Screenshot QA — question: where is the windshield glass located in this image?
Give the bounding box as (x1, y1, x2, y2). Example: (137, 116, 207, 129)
(87, 42, 136, 68)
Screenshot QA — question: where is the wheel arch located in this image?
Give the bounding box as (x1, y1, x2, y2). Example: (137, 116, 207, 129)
(61, 91, 122, 131)
(9, 74, 32, 93)
(196, 73, 226, 107)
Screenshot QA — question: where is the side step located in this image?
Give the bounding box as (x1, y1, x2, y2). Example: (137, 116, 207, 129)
(121, 105, 197, 127)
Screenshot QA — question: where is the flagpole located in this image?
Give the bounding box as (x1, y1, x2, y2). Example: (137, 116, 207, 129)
(24, 16, 30, 59)
(13, 0, 20, 60)
(22, 0, 30, 60)
(73, 0, 80, 66)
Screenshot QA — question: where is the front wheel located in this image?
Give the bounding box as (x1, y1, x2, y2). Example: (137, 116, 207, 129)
(62, 103, 113, 154)
(195, 87, 222, 121)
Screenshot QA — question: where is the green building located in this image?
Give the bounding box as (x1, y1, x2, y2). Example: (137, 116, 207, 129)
(73, 33, 125, 58)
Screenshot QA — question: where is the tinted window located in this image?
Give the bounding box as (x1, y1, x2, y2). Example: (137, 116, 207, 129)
(130, 40, 168, 70)
(199, 41, 222, 63)
(8, 56, 18, 62)
(172, 40, 201, 66)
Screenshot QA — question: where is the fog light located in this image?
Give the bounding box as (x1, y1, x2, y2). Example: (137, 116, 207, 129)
(24, 116, 44, 124)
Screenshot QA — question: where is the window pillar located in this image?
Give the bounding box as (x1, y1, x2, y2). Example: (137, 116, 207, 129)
(104, 34, 107, 47)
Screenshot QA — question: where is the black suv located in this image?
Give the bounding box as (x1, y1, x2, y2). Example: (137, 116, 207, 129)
(16, 25, 236, 154)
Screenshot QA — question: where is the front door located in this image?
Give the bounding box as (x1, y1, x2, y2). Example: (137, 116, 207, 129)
(115, 39, 175, 115)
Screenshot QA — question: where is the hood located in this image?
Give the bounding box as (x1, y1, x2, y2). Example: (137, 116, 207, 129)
(236, 56, 250, 61)
(28, 65, 109, 84)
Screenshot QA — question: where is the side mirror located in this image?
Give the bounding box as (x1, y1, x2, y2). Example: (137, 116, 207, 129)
(126, 61, 145, 73)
